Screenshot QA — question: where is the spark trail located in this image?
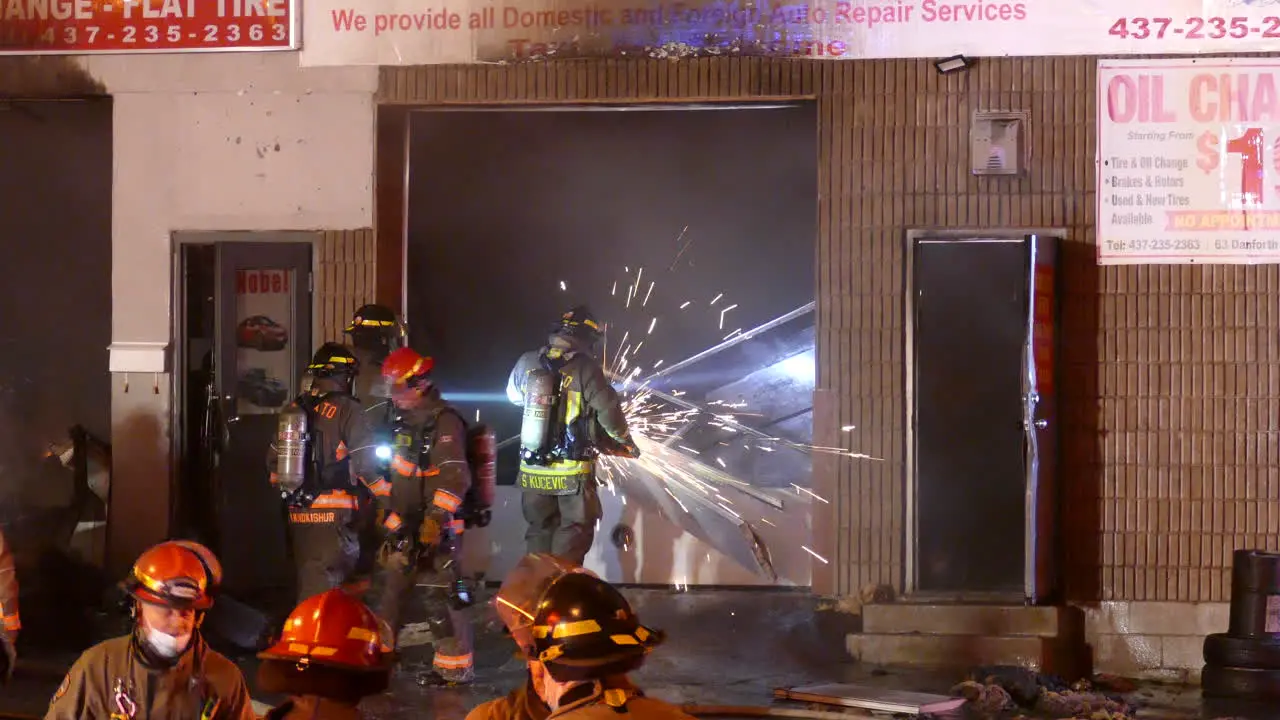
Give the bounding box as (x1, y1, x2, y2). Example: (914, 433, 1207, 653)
(578, 260, 881, 584)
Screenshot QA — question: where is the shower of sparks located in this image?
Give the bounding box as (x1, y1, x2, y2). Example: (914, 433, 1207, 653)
(560, 280, 567, 291)
(718, 303, 738, 330)
(841, 424, 857, 431)
(587, 261, 881, 582)
(475, 409, 481, 422)
(802, 546, 829, 564)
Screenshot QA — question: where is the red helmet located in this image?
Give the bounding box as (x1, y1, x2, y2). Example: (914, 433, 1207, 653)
(381, 347, 434, 386)
(259, 589, 393, 671)
(123, 540, 221, 610)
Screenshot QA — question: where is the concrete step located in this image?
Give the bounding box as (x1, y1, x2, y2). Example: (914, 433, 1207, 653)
(862, 603, 1084, 638)
(846, 633, 1091, 680)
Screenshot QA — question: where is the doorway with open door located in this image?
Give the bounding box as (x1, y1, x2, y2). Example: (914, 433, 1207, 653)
(906, 231, 1063, 604)
(173, 234, 313, 614)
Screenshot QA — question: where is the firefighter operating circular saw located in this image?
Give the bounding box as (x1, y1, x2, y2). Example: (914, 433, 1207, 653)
(373, 346, 497, 687)
(270, 342, 388, 602)
(506, 306, 640, 567)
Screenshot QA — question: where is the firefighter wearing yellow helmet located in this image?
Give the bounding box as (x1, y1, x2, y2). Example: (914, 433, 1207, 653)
(506, 306, 639, 566)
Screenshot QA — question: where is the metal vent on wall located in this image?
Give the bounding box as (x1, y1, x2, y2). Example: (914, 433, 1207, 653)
(970, 111, 1028, 176)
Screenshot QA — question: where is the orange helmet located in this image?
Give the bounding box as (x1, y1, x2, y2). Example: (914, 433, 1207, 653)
(381, 347, 433, 386)
(259, 589, 393, 671)
(123, 540, 221, 610)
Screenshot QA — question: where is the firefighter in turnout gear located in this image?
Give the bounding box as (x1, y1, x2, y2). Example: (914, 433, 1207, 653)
(0, 528, 18, 683)
(375, 347, 476, 686)
(506, 306, 640, 566)
(466, 554, 687, 720)
(271, 342, 388, 601)
(343, 304, 406, 583)
(45, 541, 256, 720)
(464, 554, 586, 720)
(344, 304, 406, 406)
(257, 589, 395, 720)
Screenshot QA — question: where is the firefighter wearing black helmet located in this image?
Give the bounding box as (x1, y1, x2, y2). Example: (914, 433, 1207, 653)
(344, 304, 406, 405)
(466, 555, 692, 720)
(507, 306, 639, 566)
(269, 342, 386, 600)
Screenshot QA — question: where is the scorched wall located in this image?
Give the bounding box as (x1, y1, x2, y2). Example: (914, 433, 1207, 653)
(378, 56, 1277, 676)
(73, 53, 378, 574)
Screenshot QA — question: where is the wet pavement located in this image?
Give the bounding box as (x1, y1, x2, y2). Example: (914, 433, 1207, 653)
(0, 587, 1262, 720)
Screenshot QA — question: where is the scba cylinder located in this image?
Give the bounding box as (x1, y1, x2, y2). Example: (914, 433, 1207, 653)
(519, 367, 557, 461)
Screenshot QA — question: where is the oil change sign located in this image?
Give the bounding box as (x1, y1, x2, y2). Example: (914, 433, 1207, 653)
(302, 0, 1280, 65)
(1097, 57, 1280, 266)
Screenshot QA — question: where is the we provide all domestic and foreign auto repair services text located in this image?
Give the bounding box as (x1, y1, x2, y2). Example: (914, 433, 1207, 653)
(0, 0, 297, 54)
(302, 0, 1280, 66)
(1097, 58, 1280, 265)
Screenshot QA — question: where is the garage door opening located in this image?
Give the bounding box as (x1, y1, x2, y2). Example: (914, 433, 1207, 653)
(404, 104, 818, 586)
(0, 98, 112, 650)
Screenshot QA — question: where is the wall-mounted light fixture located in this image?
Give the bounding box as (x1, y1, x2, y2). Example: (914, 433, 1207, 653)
(934, 54, 974, 74)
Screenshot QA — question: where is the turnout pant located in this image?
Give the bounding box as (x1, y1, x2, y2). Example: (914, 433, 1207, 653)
(375, 544, 474, 683)
(288, 511, 361, 602)
(522, 477, 602, 567)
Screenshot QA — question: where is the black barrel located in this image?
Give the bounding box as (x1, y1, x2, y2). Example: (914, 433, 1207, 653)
(1230, 549, 1280, 638)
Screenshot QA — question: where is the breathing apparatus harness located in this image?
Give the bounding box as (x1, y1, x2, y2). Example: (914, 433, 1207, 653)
(281, 390, 358, 510)
(383, 408, 495, 610)
(519, 348, 597, 467)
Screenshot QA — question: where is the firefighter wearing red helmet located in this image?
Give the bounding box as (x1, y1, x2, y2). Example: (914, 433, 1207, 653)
(373, 347, 476, 686)
(44, 541, 256, 720)
(467, 554, 689, 720)
(257, 589, 395, 719)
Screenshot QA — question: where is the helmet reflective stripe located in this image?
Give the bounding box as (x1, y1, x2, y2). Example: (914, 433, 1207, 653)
(136, 569, 202, 601)
(395, 357, 426, 382)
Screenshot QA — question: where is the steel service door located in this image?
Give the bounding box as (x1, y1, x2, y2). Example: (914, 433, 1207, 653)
(909, 234, 1060, 603)
(213, 239, 313, 599)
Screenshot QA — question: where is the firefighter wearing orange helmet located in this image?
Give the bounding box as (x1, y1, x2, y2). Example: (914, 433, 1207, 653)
(372, 347, 476, 686)
(0, 528, 19, 683)
(44, 540, 256, 720)
(257, 589, 395, 719)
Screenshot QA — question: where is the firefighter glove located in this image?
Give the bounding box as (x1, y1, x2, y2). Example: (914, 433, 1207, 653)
(620, 436, 642, 459)
(419, 511, 449, 549)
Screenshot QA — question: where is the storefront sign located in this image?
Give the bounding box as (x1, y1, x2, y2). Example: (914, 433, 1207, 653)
(234, 268, 295, 416)
(1098, 58, 1280, 265)
(302, 0, 1280, 66)
(0, 0, 298, 54)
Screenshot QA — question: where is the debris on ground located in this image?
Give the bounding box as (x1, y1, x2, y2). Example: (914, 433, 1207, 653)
(951, 665, 1138, 720)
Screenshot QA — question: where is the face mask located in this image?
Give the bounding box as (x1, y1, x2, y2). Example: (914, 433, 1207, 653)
(142, 627, 192, 659)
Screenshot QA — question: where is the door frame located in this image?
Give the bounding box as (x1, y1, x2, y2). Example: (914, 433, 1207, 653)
(902, 227, 1068, 600)
(169, 230, 322, 530)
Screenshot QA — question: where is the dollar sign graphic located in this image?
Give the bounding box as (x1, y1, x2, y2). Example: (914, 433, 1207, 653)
(1197, 130, 1220, 174)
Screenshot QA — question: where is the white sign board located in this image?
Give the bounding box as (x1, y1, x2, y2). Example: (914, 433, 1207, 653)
(1098, 58, 1280, 266)
(302, 0, 1280, 66)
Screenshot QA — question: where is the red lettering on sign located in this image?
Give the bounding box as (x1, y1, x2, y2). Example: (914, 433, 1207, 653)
(0, 0, 296, 55)
(236, 270, 291, 295)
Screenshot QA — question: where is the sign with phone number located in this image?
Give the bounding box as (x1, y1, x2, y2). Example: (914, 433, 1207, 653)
(0, 0, 297, 54)
(1097, 58, 1280, 265)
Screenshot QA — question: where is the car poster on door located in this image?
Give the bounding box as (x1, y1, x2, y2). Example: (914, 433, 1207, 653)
(235, 269, 296, 416)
